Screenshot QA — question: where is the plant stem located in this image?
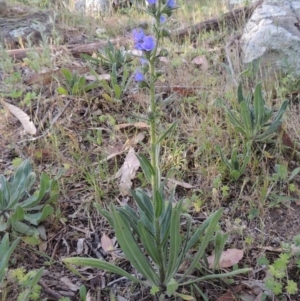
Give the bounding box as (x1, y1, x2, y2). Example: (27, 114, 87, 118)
(149, 47, 165, 287)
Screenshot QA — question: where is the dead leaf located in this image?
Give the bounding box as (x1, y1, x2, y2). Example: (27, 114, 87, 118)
(192, 55, 209, 70)
(124, 132, 145, 149)
(85, 74, 110, 81)
(86, 290, 94, 301)
(166, 178, 197, 189)
(115, 122, 150, 130)
(172, 86, 196, 97)
(60, 276, 80, 291)
(116, 147, 140, 196)
(101, 233, 114, 253)
(207, 249, 244, 268)
(216, 285, 243, 301)
(1, 100, 37, 135)
(77, 238, 85, 255)
(159, 57, 169, 63)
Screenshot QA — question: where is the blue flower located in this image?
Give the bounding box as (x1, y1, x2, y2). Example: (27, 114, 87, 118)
(141, 35, 156, 52)
(132, 28, 145, 50)
(134, 71, 144, 82)
(160, 15, 167, 24)
(166, 0, 175, 8)
(147, 0, 157, 5)
(132, 28, 156, 52)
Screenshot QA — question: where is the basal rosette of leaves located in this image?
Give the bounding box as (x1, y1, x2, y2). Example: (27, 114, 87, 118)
(0, 159, 58, 243)
(64, 0, 251, 298)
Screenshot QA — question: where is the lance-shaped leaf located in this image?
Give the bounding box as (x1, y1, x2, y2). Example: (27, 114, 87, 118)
(111, 207, 159, 285)
(165, 201, 182, 282)
(179, 209, 223, 282)
(138, 221, 160, 264)
(64, 257, 145, 284)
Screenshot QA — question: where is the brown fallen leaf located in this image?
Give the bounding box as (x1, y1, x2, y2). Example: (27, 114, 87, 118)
(60, 277, 80, 291)
(165, 178, 197, 189)
(1, 100, 37, 135)
(191, 55, 209, 70)
(207, 249, 244, 268)
(115, 147, 140, 196)
(172, 86, 196, 97)
(115, 122, 150, 130)
(101, 233, 114, 253)
(124, 132, 145, 149)
(84, 74, 110, 81)
(216, 285, 243, 301)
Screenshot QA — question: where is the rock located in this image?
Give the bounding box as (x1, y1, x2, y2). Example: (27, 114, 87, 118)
(72, 0, 135, 14)
(73, 0, 110, 14)
(241, 0, 300, 77)
(226, 0, 259, 10)
(0, 1, 7, 17)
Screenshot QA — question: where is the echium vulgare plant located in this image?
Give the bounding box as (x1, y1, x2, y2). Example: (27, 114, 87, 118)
(64, 1, 251, 299)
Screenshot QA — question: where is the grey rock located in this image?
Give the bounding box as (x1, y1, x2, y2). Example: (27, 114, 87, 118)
(241, 0, 300, 76)
(226, 0, 259, 10)
(73, 0, 110, 14)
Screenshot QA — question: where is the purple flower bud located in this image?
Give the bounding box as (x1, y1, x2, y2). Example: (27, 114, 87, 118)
(160, 15, 167, 24)
(147, 0, 157, 5)
(134, 71, 144, 82)
(166, 0, 175, 8)
(141, 35, 156, 52)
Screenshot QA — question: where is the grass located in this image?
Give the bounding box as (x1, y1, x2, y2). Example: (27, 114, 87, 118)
(1, 0, 300, 299)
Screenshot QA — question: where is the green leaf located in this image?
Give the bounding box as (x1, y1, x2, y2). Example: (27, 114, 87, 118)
(117, 206, 140, 234)
(22, 236, 40, 245)
(154, 189, 164, 218)
(24, 205, 54, 225)
(166, 278, 179, 296)
(136, 154, 155, 184)
(12, 221, 39, 236)
(156, 122, 177, 144)
(288, 167, 300, 182)
(111, 207, 159, 285)
(240, 101, 253, 135)
(212, 232, 228, 270)
(138, 221, 160, 264)
(114, 84, 122, 99)
(160, 199, 172, 247)
(10, 205, 25, 223)
(253, 84, 265, 127)
(237, 82, 244, 104)
(131, 188, 154, 222)
(166, 202, 182, 282)
(61, 68, 73, 83)
(64, 258, 145, 284)
(0, 234, 20, 283)
(286, 280, 298, 294)
(17, 268, 44, 301)
(179, 209, 223, 282)
(94, 203, 114, 227)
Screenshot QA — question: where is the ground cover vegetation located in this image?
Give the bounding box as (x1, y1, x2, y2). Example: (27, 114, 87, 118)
(0, 0, 300, 300)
